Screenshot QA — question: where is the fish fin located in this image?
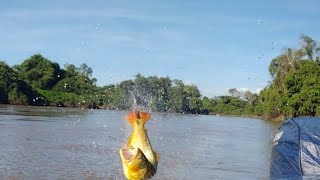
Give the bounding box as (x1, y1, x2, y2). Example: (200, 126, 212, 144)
(125, 111, 151, 124)
(139, 111, 151, 124)
(154, 151, 160, 162)
(125, 112, 137, 124)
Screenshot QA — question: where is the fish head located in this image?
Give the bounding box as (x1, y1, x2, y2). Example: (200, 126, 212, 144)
(119, 146, 156, 180)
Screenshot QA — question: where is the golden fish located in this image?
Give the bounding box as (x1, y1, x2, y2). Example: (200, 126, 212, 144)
(119, 111, 159, 180)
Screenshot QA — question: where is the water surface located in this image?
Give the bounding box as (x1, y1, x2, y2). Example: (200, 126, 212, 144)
(0, 105, 277, 179)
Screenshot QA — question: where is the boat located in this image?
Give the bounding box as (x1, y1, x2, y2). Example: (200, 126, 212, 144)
(270, 117, 320, 179)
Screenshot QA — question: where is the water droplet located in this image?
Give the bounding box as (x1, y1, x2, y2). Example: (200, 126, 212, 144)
(163, 26, 167, 31)
(95, 23, 100, 30)
(185, 128, 192, 136)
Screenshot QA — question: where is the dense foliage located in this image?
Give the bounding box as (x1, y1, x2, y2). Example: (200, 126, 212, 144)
(0, 54, 256, 115)
(0, 61, 43, 105)
(257, 35, 320, 121)
(1, 35, 319, 120)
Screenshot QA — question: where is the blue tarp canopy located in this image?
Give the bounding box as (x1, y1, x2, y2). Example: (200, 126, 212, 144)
(270, 117, 320, 180)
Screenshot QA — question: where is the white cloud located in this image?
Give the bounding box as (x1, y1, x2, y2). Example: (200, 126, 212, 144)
(254, 87, 263, 94)
(184, 80, 193, 85)
(201, 86, 265, 98)
(201, 88, 229, 97)
(233, 87, 264, 94)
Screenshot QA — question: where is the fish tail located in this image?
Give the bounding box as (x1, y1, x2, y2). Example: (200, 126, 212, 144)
(125, 111, 151, 124)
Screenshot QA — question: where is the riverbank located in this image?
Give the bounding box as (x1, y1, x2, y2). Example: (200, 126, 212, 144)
(1, 103, 287, 124)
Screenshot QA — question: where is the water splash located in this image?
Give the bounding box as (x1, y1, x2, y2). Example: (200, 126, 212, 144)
(120, 87, 155, 145)
(129, 87, 153, 112)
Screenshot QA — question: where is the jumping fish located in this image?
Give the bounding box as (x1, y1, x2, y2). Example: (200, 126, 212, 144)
(119, 111, 159, 180)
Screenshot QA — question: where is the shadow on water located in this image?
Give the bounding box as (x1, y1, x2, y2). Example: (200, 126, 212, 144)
(0, 104, 278, 179)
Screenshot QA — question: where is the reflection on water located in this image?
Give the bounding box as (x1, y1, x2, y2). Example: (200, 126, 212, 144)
(0, 105, 278, 179)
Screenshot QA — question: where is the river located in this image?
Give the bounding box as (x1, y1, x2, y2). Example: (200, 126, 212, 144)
(0, 105, 278, 179)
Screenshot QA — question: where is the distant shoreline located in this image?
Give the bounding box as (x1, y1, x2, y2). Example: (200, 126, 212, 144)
(0, 103, 274, 122)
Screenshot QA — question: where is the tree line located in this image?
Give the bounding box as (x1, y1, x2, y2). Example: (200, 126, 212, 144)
(1, 35, 319, 120)
(0, 53, 255, 115)
(256, 35, 320, 121)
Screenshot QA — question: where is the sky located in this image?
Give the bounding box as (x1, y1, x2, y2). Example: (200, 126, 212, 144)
(1, 0, 320, 97)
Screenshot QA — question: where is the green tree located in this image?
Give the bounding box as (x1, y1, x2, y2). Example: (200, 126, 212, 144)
(228, 88, 241, 98)
(300, 34, 317, 60)
(17, 54, 63, 90)
(243, 91, 258, 105)
(256, 86, 289, 120)
(285, 61, 320, 116)
(0, 61, 43, 105)
(52, 63, 97, 94)
(184, 85, 202, 113)
(167, 80, 187, 113)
